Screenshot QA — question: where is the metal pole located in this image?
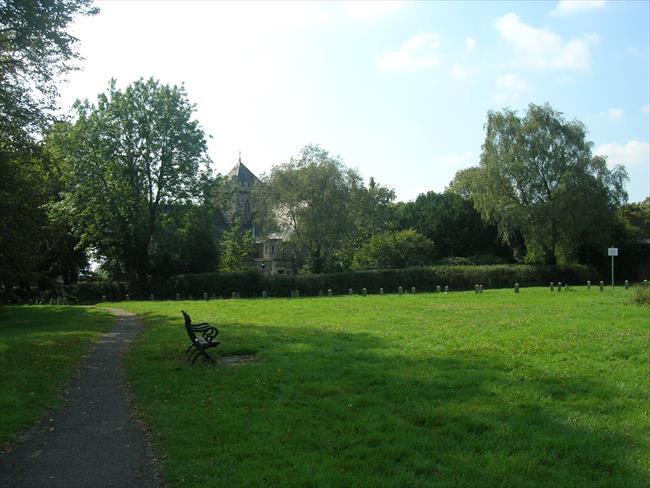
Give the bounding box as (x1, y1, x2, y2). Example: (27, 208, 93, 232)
(611, 255, 614, 289)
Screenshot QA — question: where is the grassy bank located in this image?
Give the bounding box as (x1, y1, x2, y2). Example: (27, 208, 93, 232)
(0, 306, 113, 444)
(119, 287, 648, 487)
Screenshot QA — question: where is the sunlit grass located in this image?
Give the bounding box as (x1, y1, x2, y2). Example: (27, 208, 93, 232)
(119, 287, 648, 487)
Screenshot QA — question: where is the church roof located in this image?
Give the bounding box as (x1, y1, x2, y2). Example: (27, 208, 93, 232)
(227, 156, 259, 186)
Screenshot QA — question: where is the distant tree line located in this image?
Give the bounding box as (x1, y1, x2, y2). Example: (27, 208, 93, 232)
(1, 0, 648, 298)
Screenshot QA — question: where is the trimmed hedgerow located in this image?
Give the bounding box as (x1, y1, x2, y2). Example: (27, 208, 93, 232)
(168, 264, 597, 299)
(29, 264, 597, 303)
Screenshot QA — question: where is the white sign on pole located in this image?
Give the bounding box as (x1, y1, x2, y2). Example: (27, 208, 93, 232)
(608, 247, 618, 256)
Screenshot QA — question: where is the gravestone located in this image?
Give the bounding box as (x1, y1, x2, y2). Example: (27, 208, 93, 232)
(514, 283, 520, 293)
(232, 291, 237, 299)
(362, 288, 367, 297)
(550, 282, 554, 292)
(348, 288, 353, 296)
(475, 284, 479, 294)
(398, 286, 403, 295)
(380, 287, 384, 295)
(587, 280, 591, 290)
(203, 292, 208, 300)
(125, 294, 130, 301)
(411, 286, 416, 294)
(599, 280, 604, 291)
(175, 293, 181, 300)
(327, 289, 333, 296)
(625, 280, 629, 290)
(436, 285, 441, 293)
(101, 295, 107, 302)
(262, 291, 268, 299)
(444, 285, 449, 294)
(557, 282, 562, 292)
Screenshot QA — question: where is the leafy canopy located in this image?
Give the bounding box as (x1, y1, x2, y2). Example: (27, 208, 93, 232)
(49, 78, 211, 284)
(468, 103, 627, 264)
(0, 0, 97, 149)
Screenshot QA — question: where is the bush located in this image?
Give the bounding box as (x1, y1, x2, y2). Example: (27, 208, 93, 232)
(631, 285, 650, 305)
(45, 264, 599, 302)
(165, 264, 597, 299)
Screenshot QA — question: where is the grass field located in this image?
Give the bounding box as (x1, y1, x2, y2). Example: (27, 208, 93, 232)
(118, 287, 649, 487)
(0, 306, 113, 445)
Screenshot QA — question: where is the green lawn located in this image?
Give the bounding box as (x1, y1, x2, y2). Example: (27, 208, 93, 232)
(0, 306, 113, 445)
(118, 288, 649, 487)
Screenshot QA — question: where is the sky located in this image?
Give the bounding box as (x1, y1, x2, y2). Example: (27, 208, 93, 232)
(59, 0, 650, 203)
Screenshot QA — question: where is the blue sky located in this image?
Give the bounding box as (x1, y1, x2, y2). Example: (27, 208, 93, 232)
(60, 0, 649, 202)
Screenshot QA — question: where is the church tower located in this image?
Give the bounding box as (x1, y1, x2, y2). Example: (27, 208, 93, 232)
(225, 153, 259, 231)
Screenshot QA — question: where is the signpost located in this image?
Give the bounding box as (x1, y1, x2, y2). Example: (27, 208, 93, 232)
(608, 247, 618, 288)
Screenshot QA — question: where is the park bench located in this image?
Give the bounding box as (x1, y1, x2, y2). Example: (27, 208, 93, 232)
(182, 310, 220, 364)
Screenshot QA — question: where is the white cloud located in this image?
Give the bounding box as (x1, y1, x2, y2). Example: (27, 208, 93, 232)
(493, 73, 529, 104)
(595, 140, 650, 167)
(377, 33, 441, 71)
(465, 37, 477, 50)
(343, 1, 404, 20)
(496, 13, 596, 71)
(550, 0, 605, 16)
(641, 104, 650, 114)
(451, 64, 476, 81)
(496, 73, 529, 91)
(608, 108, 624, 119)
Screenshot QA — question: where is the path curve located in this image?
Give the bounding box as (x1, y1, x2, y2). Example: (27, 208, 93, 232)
(0, 308, 160, 488)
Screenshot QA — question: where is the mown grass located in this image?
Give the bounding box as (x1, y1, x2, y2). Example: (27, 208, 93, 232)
(0, 306, 113, 445)
(119, 288, 649, 487)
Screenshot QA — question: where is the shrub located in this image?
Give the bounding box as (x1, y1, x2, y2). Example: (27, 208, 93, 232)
(631, 285, 650, 305)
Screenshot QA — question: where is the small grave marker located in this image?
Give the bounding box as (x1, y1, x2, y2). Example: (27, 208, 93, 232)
(625, 280, 629, 290)
(411, 287, 416, 294)
(550, 282, 554, 292)
(398, 286, 403, 295)
(362, 288, 367, 297)
(587, 280, 591, 290)
(327, 289, 333, 296)
(349, 288, 353, 296)
(514, 283, 520, 293)
(444, 285, 449, 294)
(599, 280, 604, 291)
(380, 287, 384, 295)
(262, 291, 268, 299)
(436, 285, 441, 293)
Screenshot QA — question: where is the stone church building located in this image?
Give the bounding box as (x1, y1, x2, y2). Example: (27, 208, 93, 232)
(224, 156, 297, 275)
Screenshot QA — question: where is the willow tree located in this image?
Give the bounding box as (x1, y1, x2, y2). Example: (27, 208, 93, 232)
(469, 103, 627, 264)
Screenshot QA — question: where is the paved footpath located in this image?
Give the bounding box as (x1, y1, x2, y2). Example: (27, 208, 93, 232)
(0, 308, 160, 488)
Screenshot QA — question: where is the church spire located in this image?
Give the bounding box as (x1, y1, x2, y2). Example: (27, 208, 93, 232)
(238, 150, 242, 164)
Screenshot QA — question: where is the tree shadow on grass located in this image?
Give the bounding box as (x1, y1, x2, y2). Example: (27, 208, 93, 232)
(127, 311, 648, 487)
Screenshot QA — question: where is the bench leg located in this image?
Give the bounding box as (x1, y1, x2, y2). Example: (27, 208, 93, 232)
(185, 344, 195, 355)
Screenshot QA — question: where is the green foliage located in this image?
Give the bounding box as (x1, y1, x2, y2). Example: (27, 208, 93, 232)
(391, 191, 506, 258)
(219, 218, 255, 272)
(0, 0, 97, 149)
(48, 79, 211, 285)
(0, 306, 112, 443)
(352, 230, 435, 270)
(121, 289, 649, 486)
(162, 264, 596, 300)
(469, 103, 628, 264)
(631, 285, 650, 305)
(0, 145, 87, 287)
(253, 145, 395, 273)
(0, 150, 47, 285)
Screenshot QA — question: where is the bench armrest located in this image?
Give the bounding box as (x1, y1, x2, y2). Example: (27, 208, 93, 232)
(189, 324, 219, 343)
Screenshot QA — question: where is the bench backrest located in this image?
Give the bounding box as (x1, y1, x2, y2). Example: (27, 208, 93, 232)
(181, 310, 198, 343)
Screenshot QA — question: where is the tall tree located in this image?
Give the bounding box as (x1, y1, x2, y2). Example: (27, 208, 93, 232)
(219, 218, 255, 272)
(469, 103, 627, 264)
(49, 78, 211, 285)
(0, 0, 97, 149)
(394, 191, 505, 258)
(253, 145, 360, 273)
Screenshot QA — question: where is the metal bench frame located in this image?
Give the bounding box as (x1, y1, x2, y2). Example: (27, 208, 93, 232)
(182, 310, 220, 364)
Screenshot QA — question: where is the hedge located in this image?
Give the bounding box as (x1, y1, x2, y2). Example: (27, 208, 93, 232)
(2, 264, 602, 304)
(161, 264, 598, 300)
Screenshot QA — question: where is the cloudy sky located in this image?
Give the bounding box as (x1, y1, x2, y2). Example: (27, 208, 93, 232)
(60, 0, 649, 202)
